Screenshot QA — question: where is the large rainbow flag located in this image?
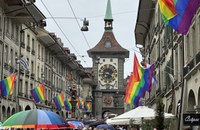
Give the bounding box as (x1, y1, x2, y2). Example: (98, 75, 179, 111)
(124, 53, 156, 108)
(158, 0, 177, 20)
(53, 93, 64, 109)
(64, 99, 72, 111)
(30, 84, 45, 103)
(159, 0, 200, 35)
(124, 53, 142, 104)
(0, 73, 17, 97)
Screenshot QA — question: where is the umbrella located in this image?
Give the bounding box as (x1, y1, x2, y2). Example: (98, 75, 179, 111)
(2, 109, 69, 129)
(88, 120, 106, 128)
(83, 120, 97, 128)
(96, 124, 115, 130)
(107, 106, 175, 125)
(67, 121, 84, 130)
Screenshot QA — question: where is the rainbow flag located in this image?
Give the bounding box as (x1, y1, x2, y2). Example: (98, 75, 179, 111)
(64, 99, 72, 111)
(0, 73, 17, 97)
(132, 65, 156, 107)
(124, 53, 142, 104)
(158, 0, 177, 20)
(84, 102, 90, 111)
(87, 102, 92, 111)
(53, 93, 64, 109)
(30, 84, 45, 103)
(76, 98, 83, 109)
(161, 0, 200, 35)
(124, 53, 156, 108)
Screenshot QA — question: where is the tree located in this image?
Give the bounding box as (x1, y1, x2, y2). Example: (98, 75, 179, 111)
(155, 96, 165, 130)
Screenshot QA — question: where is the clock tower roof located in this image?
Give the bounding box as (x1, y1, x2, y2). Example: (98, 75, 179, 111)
(87, 31, 129, 58)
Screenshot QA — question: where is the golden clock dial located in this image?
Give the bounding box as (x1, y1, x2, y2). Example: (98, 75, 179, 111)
(99, 64, 117, 83)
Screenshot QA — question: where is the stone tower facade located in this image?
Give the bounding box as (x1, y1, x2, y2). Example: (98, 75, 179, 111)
(87, 0, 129, 119)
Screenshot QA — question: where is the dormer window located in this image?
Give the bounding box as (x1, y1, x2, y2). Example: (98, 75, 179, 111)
(105, 41, 111, 48)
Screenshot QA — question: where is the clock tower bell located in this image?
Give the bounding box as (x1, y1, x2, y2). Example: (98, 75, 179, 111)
(87, 0, 129, 119)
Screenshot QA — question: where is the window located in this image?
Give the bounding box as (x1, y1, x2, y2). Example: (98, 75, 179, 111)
(11, 21, 15, 38)
(38, 44, 40, 59)
(0, 15, 2, 32)
(6, 18, 9, 33)
(31, 61, 34, 73)
(27, 34, 30, 47)
(37, 66, 39, 79)
(42, 47, 44, 61)
(19, 79, 23, 94)
(32, 38, 35, 50)
(192, 26, 197, 55)
(5, 45, 8, 63)
(25, 81, 28, 96)
(10, 49, 14, 66)
(16, 26, 19, 42)
(21, 30, 25, 43)
(105, 41, 111, 48)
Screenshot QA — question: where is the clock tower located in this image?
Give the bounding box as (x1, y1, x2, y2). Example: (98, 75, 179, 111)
(87, 0, 129, 119)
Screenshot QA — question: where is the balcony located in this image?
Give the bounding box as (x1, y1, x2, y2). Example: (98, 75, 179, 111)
(24, 94, 28, 98)
(4, 63, 9, 70)
(20, 68, 25, 74)
(31, 50, 35, 55)
(196, 52, 200, 64)
(26, 46, 31, 52)
(18, 92, 24, 97)
(21, 42, 25, 48)
(31, 73, 35, 79)
(25, 71, 30, 77)
(9, 66, 14, 73)
(184, 59, 194, 76)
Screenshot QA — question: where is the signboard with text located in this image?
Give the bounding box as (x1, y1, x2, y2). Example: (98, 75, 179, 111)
(183, 114, 200, 126)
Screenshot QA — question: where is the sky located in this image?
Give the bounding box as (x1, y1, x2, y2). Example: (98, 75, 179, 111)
(35, 0, 141, 77)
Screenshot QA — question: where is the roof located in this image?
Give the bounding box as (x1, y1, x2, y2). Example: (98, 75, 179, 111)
(87, 31, 129, 58)
(5, 1, 46, 23)
(134, 0, 155, 47)
(104, 0, 113, 20)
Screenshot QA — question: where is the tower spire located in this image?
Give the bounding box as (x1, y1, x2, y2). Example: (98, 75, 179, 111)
(104, 0, 113, 30)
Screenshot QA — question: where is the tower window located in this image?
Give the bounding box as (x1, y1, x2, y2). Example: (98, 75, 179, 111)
(105, 41, 111, 48)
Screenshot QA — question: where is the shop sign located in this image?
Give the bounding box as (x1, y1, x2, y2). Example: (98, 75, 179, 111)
(183, 114, 200, 126)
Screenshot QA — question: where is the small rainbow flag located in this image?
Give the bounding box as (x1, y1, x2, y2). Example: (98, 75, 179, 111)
(30, 84, 45, 103)
(76, 98, 83, 109)
(53, 93, 64, 109)
(64, 99, 72, 111)
(0, 73, 17, 97)
(87, 102, 92, 111)
(84, 102, 91, 111)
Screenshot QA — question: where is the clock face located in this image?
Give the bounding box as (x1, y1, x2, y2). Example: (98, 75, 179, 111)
(99, 64, 117, 83)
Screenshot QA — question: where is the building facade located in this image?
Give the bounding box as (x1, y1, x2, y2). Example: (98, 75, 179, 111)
(0, 0, 94, 122)
(135, 0, 200, 129)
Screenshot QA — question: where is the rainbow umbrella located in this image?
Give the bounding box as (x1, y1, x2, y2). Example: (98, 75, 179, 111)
(2, 109, 69, 129)
(67, 121, 84, 130)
